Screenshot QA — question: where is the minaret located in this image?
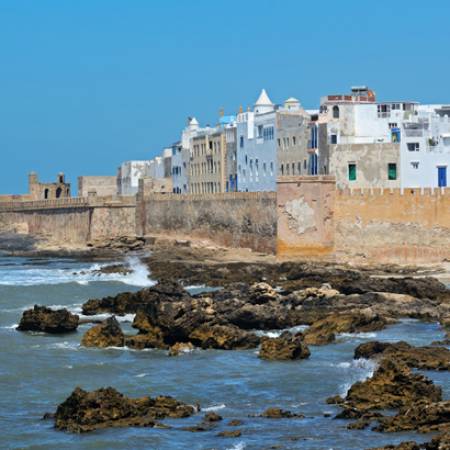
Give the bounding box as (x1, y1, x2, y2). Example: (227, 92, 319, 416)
(254, 89, 275, 114)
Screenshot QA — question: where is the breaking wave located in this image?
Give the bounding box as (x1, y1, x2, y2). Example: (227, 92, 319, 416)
(0, 256, 155, 287)
(337, 358, 377, 397)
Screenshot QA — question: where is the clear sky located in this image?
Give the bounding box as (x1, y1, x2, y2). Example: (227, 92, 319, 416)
(1, 0, 449, 194)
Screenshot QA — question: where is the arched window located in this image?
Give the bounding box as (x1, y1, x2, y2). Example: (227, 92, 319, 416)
(56, 187, 62, 198)
(332, 105, 340, 119)
(44, 188, 49, 199)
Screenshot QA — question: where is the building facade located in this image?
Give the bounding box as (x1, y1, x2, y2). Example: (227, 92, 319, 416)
(117, 161, 150, 196)
(28, 172, 71, 200)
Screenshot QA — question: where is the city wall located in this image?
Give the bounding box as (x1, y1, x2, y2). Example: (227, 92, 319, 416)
(136, 192, 277, 254)
(278, 177, 450, 263)
(0, 180, 449, 263)
(0, 197, 136, 246)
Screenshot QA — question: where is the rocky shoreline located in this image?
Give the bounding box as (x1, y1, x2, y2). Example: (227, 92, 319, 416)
(13, 245, 450, 447)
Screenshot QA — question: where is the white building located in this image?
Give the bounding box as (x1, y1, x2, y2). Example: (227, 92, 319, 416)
(319, 87, 450, 188)
(117, 160, 150, 195)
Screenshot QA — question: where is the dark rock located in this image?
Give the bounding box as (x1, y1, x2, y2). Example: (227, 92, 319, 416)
(354, 341, 450, 371)
(189, 324, 259, 350)
(54, 386, 195, 432)
(344, 359, 442, 411)
(259, 332, 310, 360)
(125, 333, 167, 350)
(228, 419, 243, 426)
(81, 316, 124, 348)
(218, 430, 242, 437)
(260, 407, 304, 419)
(82, 281, 188, 316)
(303, 310, 387, 346)
(17, 305, 79, 333)
(204, 412, 222, 422)
(375, 400, 450, 433)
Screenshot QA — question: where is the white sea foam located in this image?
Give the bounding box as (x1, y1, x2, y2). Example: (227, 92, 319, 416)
(254, 324, 309, 338)
(226, 443, 246, 450)
(203, 403, 226, 412)
(47, 341, 79, 351)
(1, 323, 18, 329)
(135, 373, 147, 378)
(338, 358, 377, 397)
(339, 332, 378, 339)
(0, 256, 155, 287)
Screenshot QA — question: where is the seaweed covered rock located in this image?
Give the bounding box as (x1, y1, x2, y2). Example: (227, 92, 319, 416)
(17, 305, 79, 333)
(188, 324, 259, 350)
(354, 341, 450, 371)
(82, 281, 189, 316)
(375, 400, 450, 433)
(259, 332, 310, 360)
(344, 359, 442, 411)
(303, 309, 388, 346)
(81, 316, 124, 348)
(53, 386, 195, 432)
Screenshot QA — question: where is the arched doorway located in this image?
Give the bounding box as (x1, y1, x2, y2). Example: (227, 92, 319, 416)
(44, 189, 49, 199)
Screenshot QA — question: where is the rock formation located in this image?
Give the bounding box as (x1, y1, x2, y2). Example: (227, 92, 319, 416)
(17, 305, 79, 333)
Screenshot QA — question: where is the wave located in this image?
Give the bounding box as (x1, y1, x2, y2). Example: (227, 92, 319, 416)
(337, 358, 377, 397)
(0, 256, 155, 287)
(1, 323, 18, 329)
(338, 332, 378, 339)
(254, 324, 309, 338)
(202, 403, 226, 412)
(47, 341, 80, 351)
(226, 443, 246, 450)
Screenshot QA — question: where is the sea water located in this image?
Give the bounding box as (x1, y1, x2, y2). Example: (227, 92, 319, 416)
(0, 257, 448, 450)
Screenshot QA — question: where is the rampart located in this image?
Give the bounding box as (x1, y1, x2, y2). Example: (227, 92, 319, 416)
(136, 192, 277, 254)
(1, 179, 449, 263)
(278, 177, 450, 263)
(0, 197, 136, 245)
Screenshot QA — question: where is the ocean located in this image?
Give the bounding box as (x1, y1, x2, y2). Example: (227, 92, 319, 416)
(0, 256, 448, 450)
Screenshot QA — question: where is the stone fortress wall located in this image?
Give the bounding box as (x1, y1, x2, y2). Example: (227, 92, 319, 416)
(0, 177, 449, 263)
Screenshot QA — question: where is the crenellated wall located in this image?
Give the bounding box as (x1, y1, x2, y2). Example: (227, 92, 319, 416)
(277, 177, 450, 263)
(1, 181, 449, 262)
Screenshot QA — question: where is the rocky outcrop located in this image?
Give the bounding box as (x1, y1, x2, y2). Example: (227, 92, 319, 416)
(343, 359, 441, 411)
(259, 407, 304, 419)
(168, 342, 194, 356)
(81, 316, 124, 348)
(354, 341, 450, 371)
(17, 305, 79, 333)
(375, 400, 450, 433)
(82, 281, 189, 316)
(188, 324, 259, 350)
(303, 309, 388, 345)
(259, 332, 310, 360)
(53, 387, 195, 432)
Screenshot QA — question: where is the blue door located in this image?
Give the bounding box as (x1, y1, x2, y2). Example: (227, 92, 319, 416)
(438, 167, 447, 187)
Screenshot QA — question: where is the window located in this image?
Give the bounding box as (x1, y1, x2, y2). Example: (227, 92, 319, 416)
(297, 162, 301, 174)
(332, 105, 340, 119)
(388, 123, 398, 129)
(348, 163, 357, 181)
(407, 142, 420, 151)
(281, 164, 284, 175)
(245, 155, 248, 164)
(263, 162, 267, 173)
(330, 134, 337, 144)
(411, 161, 419, 169)
(292, 163, 295, 174)
(286, 164, 290, 175)
(270, 162, 274, 175)
(304, 159, 307, 170)
(277, 138, 281, 147)
(388, 163, 397, 180)
(239, 136, 244, 148)
(292, 136, 296, 146)
(257, 125, 263, 137)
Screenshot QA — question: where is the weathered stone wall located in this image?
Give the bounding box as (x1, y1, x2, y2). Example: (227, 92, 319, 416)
(277, 176, 450, 263)
(277, 176, 336, 257)
(138, 192, 277, 253)
(77, 176, 117, 197)
(334, 187, 450, 263)
(0, 197, 136, 246)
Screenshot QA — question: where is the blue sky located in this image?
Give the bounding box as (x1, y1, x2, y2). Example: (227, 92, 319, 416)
(1, 0, 449, 193)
